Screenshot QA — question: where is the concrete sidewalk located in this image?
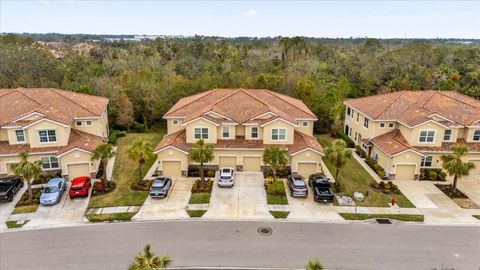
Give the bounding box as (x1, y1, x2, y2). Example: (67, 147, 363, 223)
(86, 206, 140, 215)
(105, 146, 117, 181)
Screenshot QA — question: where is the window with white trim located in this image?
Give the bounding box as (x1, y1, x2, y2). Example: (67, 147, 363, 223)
(302, 121, 308, 127)
(473, 130, 480, 141)
(356, 112, 359, 122)
(350, 109, 354, 118)
(76, 121, 82, 126)
(271, 128, 286, 141)
(41, 157, 59, 170)
(379, 122, 385, 128)
(388, 122, 394, 128)
(172, 120, 179, 126)
(194, 128, 208, 139)
(85, 120, 92, 126)
(364, 118, 369, 128)
(443, 130, 452, 141)
(222, 126, 230, 138)
(38, 130, 56, 143)
(372, 153, 379, 161)
(419, 130, 435, 143)
(354, 132, 358, 141)
(421, 156, 433, 167)
(15, 130, 25, 142)
(346, 107, 351, 117)
(251, 127, 259, 138)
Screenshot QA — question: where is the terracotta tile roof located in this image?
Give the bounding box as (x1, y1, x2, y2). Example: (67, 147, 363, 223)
(344, 90, 480, 126)
(369, 129, 480, 155)
(164, 89, 317, 125)
(0, 129, 103, 157)
(0, 88, 109, 126)
(370, 129, 419, 156)
(154, 130, 323, 155)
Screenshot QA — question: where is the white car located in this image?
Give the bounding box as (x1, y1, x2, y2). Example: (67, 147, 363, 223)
(218, 167, 235, 187)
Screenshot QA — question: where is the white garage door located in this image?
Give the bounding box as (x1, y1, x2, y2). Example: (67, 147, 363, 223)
(297, 163, 317, 178)
(243, 157, 261, 171)
(67, 163, 90, 179)
(219, 156, 237, 168)
(162, 161, 182, 177)
(395, 165, 416, 180)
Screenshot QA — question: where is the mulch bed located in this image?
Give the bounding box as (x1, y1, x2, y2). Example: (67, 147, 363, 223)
(435, 184, 480, 209)
(91, 181, 117, 197)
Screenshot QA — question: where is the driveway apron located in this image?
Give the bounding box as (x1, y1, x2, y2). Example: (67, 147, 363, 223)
(133, 177, 192, 220)
(204, 172, 272, 219)
(0, 184, 27, 230)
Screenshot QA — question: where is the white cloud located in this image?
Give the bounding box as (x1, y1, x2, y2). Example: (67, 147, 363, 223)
(244, 9, 259, 17)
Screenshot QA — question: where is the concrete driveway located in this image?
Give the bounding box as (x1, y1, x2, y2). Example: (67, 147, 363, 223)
(284, 180, 344, 221)
(0, 184, 27, 230)
(457, 175, 480, 206)
(396, 180, 479, 224)
(25, 181, 90, 228)
(203, 171, 273, 219)
(133, 177, 192, 220)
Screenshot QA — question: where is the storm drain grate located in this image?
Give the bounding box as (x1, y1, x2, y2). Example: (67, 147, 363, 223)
(257, 227, 273, 236)
(376, 218, 392, 224)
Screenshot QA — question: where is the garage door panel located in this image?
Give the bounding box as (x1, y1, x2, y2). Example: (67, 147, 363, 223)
(67, 163, 90, 179)
(469, 161, 480, 175)
(297, 163, 317, 178)
(395, 165, 416, 180)
(243, 157, 261, 171)
(162, 161, 182, 177)
(219, 157, 237, 168)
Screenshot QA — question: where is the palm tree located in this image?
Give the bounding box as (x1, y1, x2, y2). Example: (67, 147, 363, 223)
(441, 145, 475, 193)
(262, 146, 288, 181)
(91, 143, 115, 187)
(128, 244, 171, 270)
(325, 139, 352, 188)
(189, 139, 214, 182)
(11, 152, 42, 204)
(127, 139, 154, 182)
(306, 259, 324, 270)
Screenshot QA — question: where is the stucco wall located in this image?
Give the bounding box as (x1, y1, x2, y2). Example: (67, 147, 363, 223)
(290, 149, 322, 173)
(157, 148, 188, 171)
(294, 120, 314, 136)
(166, 119, 184, 134)
(245, 125, 262, 140)
(60, 149, 98, 176)
(185, 118, 218, 144)
(262, 119, 294, 145)
(26, 120, 70, 148)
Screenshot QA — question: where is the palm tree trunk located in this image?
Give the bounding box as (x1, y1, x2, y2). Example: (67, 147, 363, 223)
(139, 162, 143, 182)
(452, 174, 458, 193)
(27, 178, 33, 205)
(335, 168, 340, 187)
(200, 162, 204, 181)
(102, 159, 109, 187)
(272, 167, 277, 181)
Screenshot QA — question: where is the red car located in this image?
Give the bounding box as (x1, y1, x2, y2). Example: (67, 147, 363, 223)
(69, 176, 91, 198)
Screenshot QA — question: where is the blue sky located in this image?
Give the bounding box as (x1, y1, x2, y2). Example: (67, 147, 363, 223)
(1, 1, 479, 38)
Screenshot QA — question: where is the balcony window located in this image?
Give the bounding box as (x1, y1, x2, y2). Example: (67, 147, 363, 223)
(474, 130, 480, 141)
(388, 122, 395, 128)
(15, 130, 25, 142)
(222, 126, 230, 138)
(379, 122, 385, 128)
(356, 112, 359, 122)
(38, 130, 57, 143)
(194, 128, 208, 139)
(41, 157, 59, 170)
(271, 128, 286, 141)
(251, 127, 259, 138)
(364, 118, 369, 128)
(419, 130, 435, 143)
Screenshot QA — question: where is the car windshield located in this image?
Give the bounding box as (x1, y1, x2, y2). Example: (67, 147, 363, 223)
(293, 180, 306, 187)
(71, 186, 83, 191)
(43, 186, 58, 193)
(316, 187, 331, 194)
(220, 176, 231, 180)
(152, 181, 166, 188)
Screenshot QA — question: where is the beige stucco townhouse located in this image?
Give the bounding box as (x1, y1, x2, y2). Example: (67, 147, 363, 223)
(153, 88, 324, 178)
(344, 90, 480, 180)
(0, 88, 109, 179)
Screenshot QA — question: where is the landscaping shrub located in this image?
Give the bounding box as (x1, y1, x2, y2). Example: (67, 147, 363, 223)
(263, 166, 291, 178)
(337, 131, 355, 148)
(365, 156, 385, 178)
(131, 180, 152, 191)
(92, 181, 117, 196)
(132, 121, 148, 133)
(264, 178, 286, 196)
(31, 174, 51, 185)
(117, 130, 127, 137)
(15, 188, 42, 206)
(435, 184, 468, 198)
(355, 145, 366, 158)
(187, 166, 216, 178)
(191, 179, 213, 193)
(371, 180, 400, 195)
(109, 130, 118, 144)
(207, 170, 216, 178)
(420, 168, 447, 181)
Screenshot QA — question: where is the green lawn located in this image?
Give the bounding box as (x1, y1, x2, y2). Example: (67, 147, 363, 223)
(6, 220, 30, 229)
(88, 131, 164, 208)
(86, 212, 136, 222)
(267, 194, 288, 205)
(189, 193, 211, 204)
(187, 210, 207, 217)
(11, 205, 39, 214)
(317, 134, 415, 208)
(270, 211, 290, 219)
(474, 215, 480, 220)
(339, 213, 424, 222)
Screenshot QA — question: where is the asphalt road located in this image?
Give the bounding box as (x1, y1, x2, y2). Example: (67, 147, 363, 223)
(1, 220, 479, 270)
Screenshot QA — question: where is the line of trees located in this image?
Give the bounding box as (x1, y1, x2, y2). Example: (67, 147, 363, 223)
(1, 34, 479, 133)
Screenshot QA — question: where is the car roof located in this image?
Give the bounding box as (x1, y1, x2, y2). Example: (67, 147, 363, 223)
(153, 177, 170, 182)
(72, 176, 89, 184)
(47, 178, 65, 185)
(290, 175, 304, 180)
(220, 167, 234, 171)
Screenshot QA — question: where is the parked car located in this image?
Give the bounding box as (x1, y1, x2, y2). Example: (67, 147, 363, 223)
(287, 174, 308, 197)
(218, 167, 235, 187)
(0, 176, 24, 203)
(68, 176, 91, 199)
(309, 174, 334, 203)
(40, 178, 66, 206)
(149, 177, 172, 198)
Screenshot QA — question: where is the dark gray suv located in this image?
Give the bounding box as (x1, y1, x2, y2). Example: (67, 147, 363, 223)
(149, 177, 172, 198)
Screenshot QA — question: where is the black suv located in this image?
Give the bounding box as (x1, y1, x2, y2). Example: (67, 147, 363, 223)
(0, 176, 24, 203)
(308, 174, 334, 203)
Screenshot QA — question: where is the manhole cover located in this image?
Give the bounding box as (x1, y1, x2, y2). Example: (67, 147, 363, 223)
(376, 218, 392, 224)
(257, 227, 273, 236)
